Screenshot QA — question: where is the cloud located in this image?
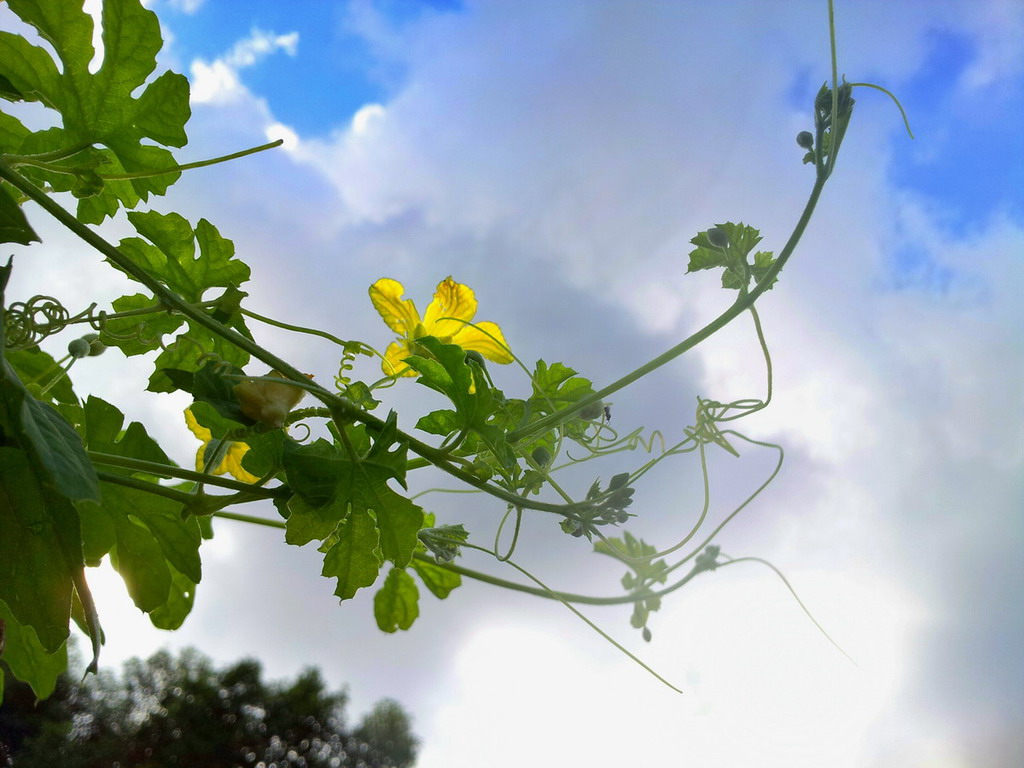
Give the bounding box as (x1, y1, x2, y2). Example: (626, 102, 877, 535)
(190, 28, 300, 104)
(39, 1, 1022, 765)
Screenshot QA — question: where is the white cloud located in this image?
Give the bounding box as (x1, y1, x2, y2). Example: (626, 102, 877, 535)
(48, 1, 1023, 765)
(168, 0, 205, 14)
(190, 28, 299, 104)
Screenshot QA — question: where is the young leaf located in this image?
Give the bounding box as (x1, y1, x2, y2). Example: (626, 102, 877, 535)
(410, 558, 462, 599)
(374, 567, 419, 633)
(320, 511, 382, 601)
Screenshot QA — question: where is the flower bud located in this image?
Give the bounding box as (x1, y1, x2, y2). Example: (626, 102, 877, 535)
(796, 131, 814, 150)
(707, 227, 729, 249)
(531, 446, 552, 467)
(67, 337, 91, 359)
(82, 332, 106, 356)
(579, 402, 604, 420)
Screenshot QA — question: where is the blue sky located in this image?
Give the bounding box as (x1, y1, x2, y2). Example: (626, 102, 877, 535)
(162, 0, 464, 135)
(6, 0, 1024, 766)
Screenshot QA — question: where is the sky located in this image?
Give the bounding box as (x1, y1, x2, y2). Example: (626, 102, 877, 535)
(4, 0, 1024, 765)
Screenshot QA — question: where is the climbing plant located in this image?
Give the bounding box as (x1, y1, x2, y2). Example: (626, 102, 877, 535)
(0, 0, 905, 699)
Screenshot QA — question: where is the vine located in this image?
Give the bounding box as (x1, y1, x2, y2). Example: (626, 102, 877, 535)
(0, 0, 909, 700)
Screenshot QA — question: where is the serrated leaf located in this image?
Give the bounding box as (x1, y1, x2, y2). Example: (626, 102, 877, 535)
(374, 567, 419, 633)
(321, 511, 381, 600)
(120, 212, 250, 302)
(0, 601, 67, 700)
(100, 293, 184, 356)
(688, 222, 771, 292)
(0, 0, 191, 220)
(406, 336, 513, 467)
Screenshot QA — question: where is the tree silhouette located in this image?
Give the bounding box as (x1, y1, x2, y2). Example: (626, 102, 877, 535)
(0, 648, 418, 767)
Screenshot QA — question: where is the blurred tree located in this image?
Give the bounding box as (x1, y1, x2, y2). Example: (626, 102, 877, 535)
(0, 648, 418, 767)
(353, 700, 418, 768)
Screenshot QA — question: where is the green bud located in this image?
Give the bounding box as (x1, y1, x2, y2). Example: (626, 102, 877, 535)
(465, 350, 486, 367)
(67, 337, 91, 359)
(579, 402, 604, 420)
(82, 333, 106, 356)
(796, 131, 814, 150)
(707, 227, 729, 249)
(531, 446, 552, 467)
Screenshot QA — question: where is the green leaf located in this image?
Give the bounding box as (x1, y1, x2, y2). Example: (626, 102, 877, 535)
(410, 558, 461, 599)
(166, 360, 254, 426)
(0, 185, 38, 245)
(100, 293, 184, 356)
(687, 222, 774, 292)
(0, 264, 99, 505)
(0, 0, 191, 220)
(373, 567, 419, 633)
(320, 511, 381, 600)
(99, 214, 252, 393)
(0, 601, 67, 700)
(415, 408, 460, 437)
(81, 395, 172, 476)
(4, 346, 77, 406)
(283, 438, 346, 509)
(0, 448, 79, 653)
(120, 213, 249, 303)
(147, 565, 195, 630)
(283, 432, 423, 591)
(405, 336, 512, 466)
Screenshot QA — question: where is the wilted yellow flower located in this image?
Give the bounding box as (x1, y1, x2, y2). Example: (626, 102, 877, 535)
(369, 276, 513, 377)
(184, 409, 259, 483)
(233, 369, 311, 429)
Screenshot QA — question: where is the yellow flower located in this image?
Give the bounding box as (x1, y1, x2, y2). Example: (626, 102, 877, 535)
(184, 408, 259, 483)
(369, 276, 514, 377)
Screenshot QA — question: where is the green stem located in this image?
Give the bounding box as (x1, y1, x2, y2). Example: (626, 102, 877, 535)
(95, 471, 194, 504)
(1, 159, 575, 515)
(212, 510, 288, 530)
(4, 141, 92, 165)
(98, 140, 284, 181)
(88, 451, 288, 496)
(242, 307, 363, 351)
(508, 173, 829, 444)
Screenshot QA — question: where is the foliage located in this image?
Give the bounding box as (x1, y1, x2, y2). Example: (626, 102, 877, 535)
(0, 647, 418, 767)
(0, 0, 878, 700)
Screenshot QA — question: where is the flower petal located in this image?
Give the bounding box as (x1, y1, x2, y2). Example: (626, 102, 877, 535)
(382, 339, 418, 377)
(423, 276, 478, 338)
(184, 408, 212, 442)
(370, 278, 421, 336)
(221, 443, 260, 483)
(451, 320, 514, 364)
